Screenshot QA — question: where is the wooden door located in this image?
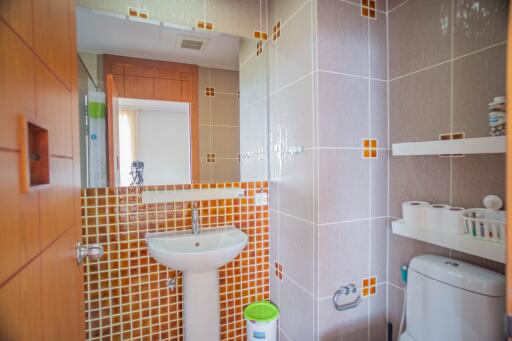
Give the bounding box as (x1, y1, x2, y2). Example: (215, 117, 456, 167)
(0, 0, 85, 340)
(106, 74, 120, 186)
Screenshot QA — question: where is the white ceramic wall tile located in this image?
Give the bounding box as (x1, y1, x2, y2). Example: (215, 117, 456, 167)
(278, 276, 315, 340)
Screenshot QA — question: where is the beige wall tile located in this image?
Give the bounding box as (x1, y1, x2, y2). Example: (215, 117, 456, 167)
(210, 94, 239, 126)
(318, 0, 369, 77)
(453, 0, 508, 57)
(453, 44, 506, 138)
(390, 63, 451, 143)
(211, 125, 240, 157)
(389, 0, 451, 78)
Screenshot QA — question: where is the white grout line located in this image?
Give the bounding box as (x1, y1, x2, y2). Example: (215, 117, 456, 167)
(388, 0, 411, 14)
(385, 4, 391, 340)
(389, 40, 507, 82)
(280, 327, 294, 341)
(367, 14, 372, 341)
(317, 68, 387, 82)
(269, 71, 314, 97)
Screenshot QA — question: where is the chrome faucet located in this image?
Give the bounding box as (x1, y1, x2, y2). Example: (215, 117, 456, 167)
(192, 207, 201, 235)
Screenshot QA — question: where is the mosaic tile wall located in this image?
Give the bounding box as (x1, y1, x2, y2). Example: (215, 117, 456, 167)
(81, 182, 269, 340)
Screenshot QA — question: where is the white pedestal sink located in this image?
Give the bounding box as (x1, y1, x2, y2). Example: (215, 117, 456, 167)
(146, 227, 248, 341)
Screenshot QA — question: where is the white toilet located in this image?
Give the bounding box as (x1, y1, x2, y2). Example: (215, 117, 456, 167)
(399, 254, 505, 341)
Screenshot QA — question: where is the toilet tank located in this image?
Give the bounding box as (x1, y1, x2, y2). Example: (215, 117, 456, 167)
(406, 254, 505, 341)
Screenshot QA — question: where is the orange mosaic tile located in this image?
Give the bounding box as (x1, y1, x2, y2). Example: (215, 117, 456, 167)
(205, 87, 215, 97)
(361, 0, 377, 19)
(361, 275, 377, 297)
(82, 182, 270, 340)
(272, 20, 281, 41)
(256, 40, 263, 57)
(362, 138, 378, 159)
(253, 31, 268, 40)
(196, 20, 214, 31)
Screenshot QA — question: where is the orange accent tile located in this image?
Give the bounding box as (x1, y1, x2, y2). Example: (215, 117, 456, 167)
(369, 9, 376, 18)
(370, 139, 377, 148)
(363, 149, 370, 158)
(196, 19, 205, 29)
(128, 7, 138, 17)
(205, 22, 214, 30)
(362, 287, 369, 297)
(370, 149, 377, 158)
(361, 7, 369, 17)
(362, 278, 369, 287)
(370, 286, 376, 295)
(370, 276, 377, 286)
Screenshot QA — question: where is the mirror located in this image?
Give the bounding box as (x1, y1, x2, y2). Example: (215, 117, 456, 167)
(76, 7, 269, 187)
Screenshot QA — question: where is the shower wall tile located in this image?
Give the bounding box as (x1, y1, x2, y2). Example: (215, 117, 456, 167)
(450, 250, 505, 274)
(388, 0, 407, 12)
(371, 151, 388, 218)
(278, 150, 316, 222)
(318, 0, 369, 77)
(370, 218, 389, 283)
(317, 72, 369, 148)
(317, 220, 370, 298)
(81, 182, 269, 341)
(389, 155, 451, 217)
(209, 68, 239, 93)
(276, 2, 313, 89)
(369, 10, 388, 80)
(369, 283, 388, 341)
(453, 0, 508, 57)
(271, 74, 315, 148)
(389, 0, 452, 78)
(390, 63, 451, 143)
(453, 43, 506, 138)
(317, 294, 370, 341)
(278, 276, 315, 341)
(318, 149, 371, 223)
(210, 94, 240, 126)
(211, 126, 240, 157)
(278, 213, 315, 293)
(452, 154, 505, 209)
(370, 80, 388, 148)
(210, 159, 240, 183)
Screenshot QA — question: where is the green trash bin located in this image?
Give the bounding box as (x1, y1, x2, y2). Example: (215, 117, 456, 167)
(244, 301, 280, 340)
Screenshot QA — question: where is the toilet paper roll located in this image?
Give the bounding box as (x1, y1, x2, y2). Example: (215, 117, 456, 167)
(426, 204, 451, 230)
(444, 207, 466, 234)
(402, 201, 430, 227)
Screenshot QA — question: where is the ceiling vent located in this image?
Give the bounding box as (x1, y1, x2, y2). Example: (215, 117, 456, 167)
(177, 36, 209, 51)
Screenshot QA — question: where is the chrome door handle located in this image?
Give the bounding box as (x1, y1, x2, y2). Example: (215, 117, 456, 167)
(76, 242, 104, 265)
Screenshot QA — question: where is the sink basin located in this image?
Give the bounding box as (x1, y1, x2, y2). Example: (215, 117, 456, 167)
(146, 227, 248, 273)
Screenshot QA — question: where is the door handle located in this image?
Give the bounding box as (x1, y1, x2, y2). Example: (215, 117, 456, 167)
(76, 242, 104, 265)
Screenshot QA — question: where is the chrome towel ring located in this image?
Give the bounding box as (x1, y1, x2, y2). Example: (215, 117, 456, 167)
(333, 283, 362, 311)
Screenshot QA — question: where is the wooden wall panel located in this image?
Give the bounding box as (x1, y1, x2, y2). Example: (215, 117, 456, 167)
(35, 60, 73, 157)
(0, 0, 33, 47)
(39, 157, 75, 248)
(125, 75, 154, 99)
(41, 226, 85, 341)
(0, 152, 40, 285)
(0, 21, 35, 150)
(32, 0, 71, 87)
(113, 74, 125, 97)
(0, 258, 43, 340)
(154, 78, 182, 101)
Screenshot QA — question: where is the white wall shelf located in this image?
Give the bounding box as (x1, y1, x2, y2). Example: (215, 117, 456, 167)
(391, 220, 505, 263)
(392, 136, 506, 156)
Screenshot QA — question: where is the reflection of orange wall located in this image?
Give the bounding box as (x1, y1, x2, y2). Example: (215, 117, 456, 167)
(103, 54, 199, 183)
(82, 181, 269, 340)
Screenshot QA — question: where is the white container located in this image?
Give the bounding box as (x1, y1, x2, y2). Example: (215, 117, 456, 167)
(462, 208, 506, 243)
(244, 301, 279, 341)
(426, 204, 450, 230)
(247, 319, 278, 341)
(444, 207, 466, 234)
(402, 201, 430, 227)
